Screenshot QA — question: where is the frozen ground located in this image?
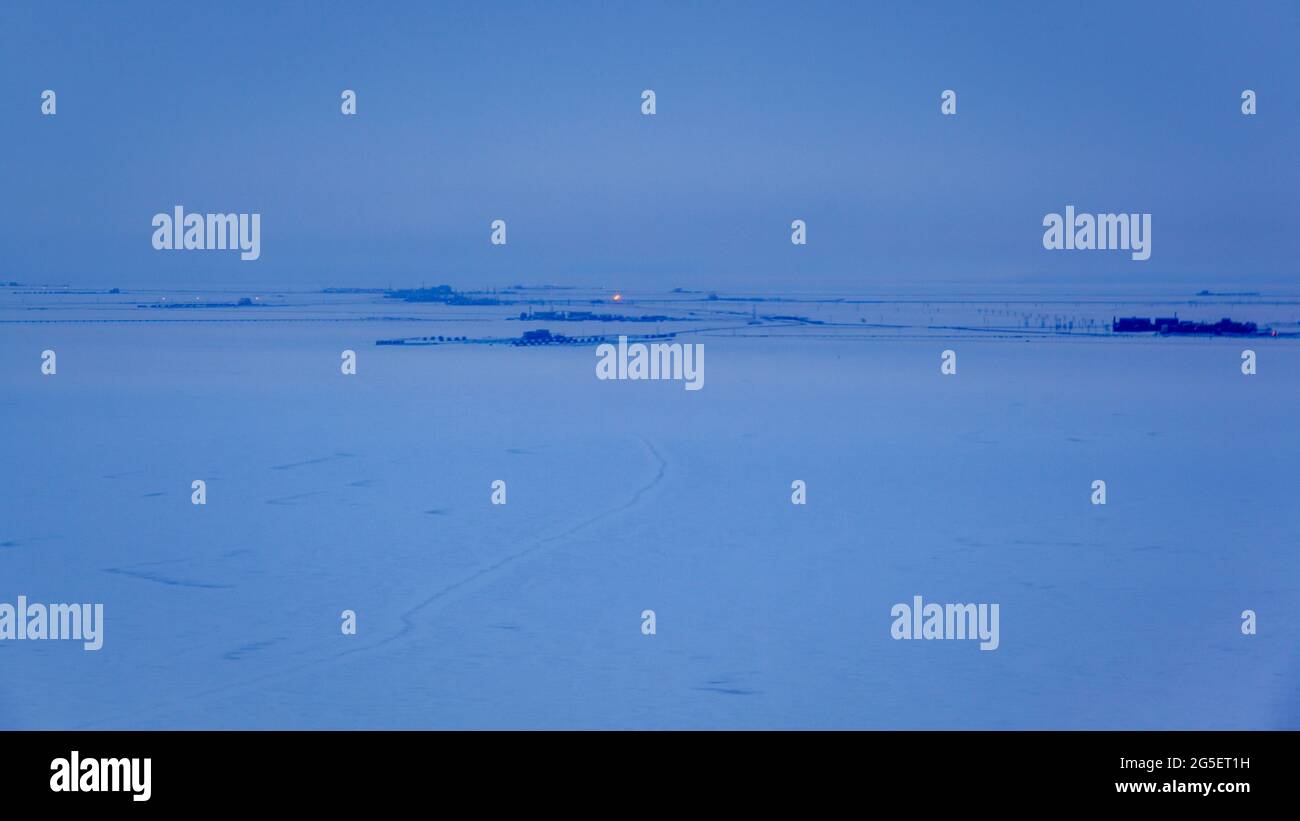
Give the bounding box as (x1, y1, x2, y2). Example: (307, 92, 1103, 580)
(1, 286, 1297, 728)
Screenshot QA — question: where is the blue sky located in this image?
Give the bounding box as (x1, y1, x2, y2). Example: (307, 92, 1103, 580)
(1, 0, 1297, 291)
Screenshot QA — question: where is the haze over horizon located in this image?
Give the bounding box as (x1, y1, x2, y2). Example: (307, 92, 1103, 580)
(3, 1, 1297, 292)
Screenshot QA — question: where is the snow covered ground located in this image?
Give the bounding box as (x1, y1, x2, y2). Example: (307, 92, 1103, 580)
(1, 287, 1297, 728)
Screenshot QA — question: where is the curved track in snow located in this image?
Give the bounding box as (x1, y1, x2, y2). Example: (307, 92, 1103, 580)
(78, 436, 668, 728)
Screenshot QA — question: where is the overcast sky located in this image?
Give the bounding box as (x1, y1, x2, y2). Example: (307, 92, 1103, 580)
(2, 0, 1297, 292)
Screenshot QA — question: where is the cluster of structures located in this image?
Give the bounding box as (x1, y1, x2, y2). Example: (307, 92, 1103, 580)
(139, 297, 262, 309)
(375, 328, 599, 346)
(516, 309, 670, 323)
(384, 285, 506, 305)
(1112, 316, 1265, 336)
(515, 329, 604, 346)
(377, 328, 679, 347)
(376, 334, 469, 346)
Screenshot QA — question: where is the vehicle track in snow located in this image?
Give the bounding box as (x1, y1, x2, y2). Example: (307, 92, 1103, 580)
(77, 436, 668, 728)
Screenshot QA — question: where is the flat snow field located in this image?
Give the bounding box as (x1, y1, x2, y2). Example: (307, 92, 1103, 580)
(1, 294, 1297, 728)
